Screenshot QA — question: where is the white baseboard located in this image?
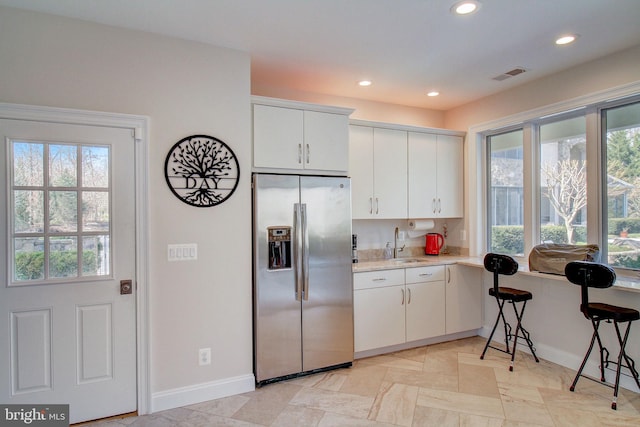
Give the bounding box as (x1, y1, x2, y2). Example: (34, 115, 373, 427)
(151, 374, 255, 413)
(479, 326, 640, 393)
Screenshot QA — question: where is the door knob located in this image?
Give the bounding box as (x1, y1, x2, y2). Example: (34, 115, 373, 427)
(120, 280, 133, 295)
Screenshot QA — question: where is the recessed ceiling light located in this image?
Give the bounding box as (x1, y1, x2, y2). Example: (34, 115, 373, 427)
(358, 80, 372, 87)
(556, 34, 579, 45)
(427, 91, 440, 97)
(451, 1, 480, 15)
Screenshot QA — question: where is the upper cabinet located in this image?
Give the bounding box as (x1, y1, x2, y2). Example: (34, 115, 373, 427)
(408, 132, 464, 218)
(252, 96, 354, 174)
(349, 119, 464, 220)
(349, 125, 408, 219)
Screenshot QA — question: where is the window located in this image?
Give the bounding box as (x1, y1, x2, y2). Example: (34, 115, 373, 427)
(539, 116, 586, 245)
(484, 94, 640, 272)
(10, 140, 111, 284)
(603, 100, 640, 269)
(487, 129, 524, 255)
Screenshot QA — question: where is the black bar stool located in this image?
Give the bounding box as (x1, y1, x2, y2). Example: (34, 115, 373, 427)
(564, 261, 640, 410)
(480, 253, 540, 371)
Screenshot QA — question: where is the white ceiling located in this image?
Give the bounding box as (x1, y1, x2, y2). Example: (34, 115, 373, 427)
(2, 0, 640, 110)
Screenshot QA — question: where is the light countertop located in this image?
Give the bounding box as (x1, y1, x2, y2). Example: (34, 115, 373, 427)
(353, 255, 640, 293)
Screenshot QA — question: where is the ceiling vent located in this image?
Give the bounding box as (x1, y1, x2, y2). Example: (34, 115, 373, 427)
(492, 67, 527, 81)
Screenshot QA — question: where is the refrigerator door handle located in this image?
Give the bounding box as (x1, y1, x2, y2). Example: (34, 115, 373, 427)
(294, 203, 303, 301)
(301, 203, 310, 301)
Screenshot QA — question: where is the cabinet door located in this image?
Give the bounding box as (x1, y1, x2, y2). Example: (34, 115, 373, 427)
(445, 265, 482, 334)
(373, 128, 407, 218)
(437, 135, 464, 218)
(253, 104, 303, 169)
(349, 125, 375, 219)
(408, 132, 438, 218)
(354, 285, 406, 352)
(406, 281, 446, 342)
(304, 111, 349, 172)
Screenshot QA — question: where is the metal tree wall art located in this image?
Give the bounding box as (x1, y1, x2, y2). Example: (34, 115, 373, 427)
(164, 135, 240, 207)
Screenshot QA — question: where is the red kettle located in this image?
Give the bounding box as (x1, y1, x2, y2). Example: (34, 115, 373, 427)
(425, 233, 444, 255)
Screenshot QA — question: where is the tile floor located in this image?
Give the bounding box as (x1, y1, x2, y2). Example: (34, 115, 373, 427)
(85, 337, 640, 426)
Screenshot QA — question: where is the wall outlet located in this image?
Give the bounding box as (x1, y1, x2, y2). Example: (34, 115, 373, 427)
(199, 348, 211, 366)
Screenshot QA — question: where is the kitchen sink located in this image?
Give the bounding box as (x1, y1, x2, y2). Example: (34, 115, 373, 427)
(391, 258, 423, 264)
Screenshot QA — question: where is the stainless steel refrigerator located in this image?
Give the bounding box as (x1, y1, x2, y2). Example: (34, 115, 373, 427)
(252, 173, 353, 385)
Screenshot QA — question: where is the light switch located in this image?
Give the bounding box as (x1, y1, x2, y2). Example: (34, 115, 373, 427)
(168, 244, 198, 261)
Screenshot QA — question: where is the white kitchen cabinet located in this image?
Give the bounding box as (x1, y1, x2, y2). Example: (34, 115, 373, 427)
(252, 98, 352, 173)
(353, 266, 447, 352)
(445, 265, 482, 334)
(349, 125, 407, 219)
(353, 269, 406, 352)
(354, 263, 481, 354)
(408, 132, 463, 218)
(405, 266, 446, 342)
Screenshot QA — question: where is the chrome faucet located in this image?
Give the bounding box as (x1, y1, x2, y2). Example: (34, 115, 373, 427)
(394, 227, 405, 258)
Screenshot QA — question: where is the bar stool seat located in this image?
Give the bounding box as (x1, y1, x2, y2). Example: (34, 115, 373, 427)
(565, 261, 640, 410)
(489, 287, 533, 302)
(481, 253, 539, 371)
(585, 303, 640, 322)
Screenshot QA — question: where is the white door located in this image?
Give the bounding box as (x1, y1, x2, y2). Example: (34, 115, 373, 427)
(408, 132, 438, 218)
(0, 119, 137, 424)
(373, 128, 407, 219)
(253, 104, 303, 170)
(304, 111, 349, 172)
(437, 135, 464, 218)
(349, 125, 375, 219)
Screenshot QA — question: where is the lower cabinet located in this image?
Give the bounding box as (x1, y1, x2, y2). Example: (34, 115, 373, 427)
(353, 269, 405, 352)
(354, 266, 446, 352)
(445, 264, 482, 334)
(405, 266, 446, 342)
(354, 264, 481, 353)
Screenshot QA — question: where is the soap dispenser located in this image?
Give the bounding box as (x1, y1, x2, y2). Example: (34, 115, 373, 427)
(384, 242, 393, 259)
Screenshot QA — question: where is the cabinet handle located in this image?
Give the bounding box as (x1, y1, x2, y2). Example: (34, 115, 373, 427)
(375, 197, 379, 214)
(447, 267, 451, 284)
(306, 143, 310, 164)
(372, 277, 387, 282)
(298, 143, 302, 164)
(369, 197, 373, 214)
(407, 288, 412, 304)
(432, 198, 436, 213)
(438, 198, 442, 214)
(401, 289, 405, 305)
(418, 273, 432, 277)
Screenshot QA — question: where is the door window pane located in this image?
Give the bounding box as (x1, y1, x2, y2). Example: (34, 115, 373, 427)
(49, 236, 78, 278)
(13, 142, 43, 186)
(82, 191, 109, 232)
(10, 140, 111, 284)
(82, 146, 109, 188)
(604, 101, 640, 269)
(488, 130, 524, 255)
(83, 235, 109, 276)
(49, 190, 78, 232)
(14, 237, 45, 281)
(14, 190, 44, 233)
(539, 116, 587, 245)
(49, 144, 77, 187)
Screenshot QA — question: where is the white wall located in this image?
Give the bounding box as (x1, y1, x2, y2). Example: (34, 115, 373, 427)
(444, 44, 640, 132)
(0, 6, 253, 411)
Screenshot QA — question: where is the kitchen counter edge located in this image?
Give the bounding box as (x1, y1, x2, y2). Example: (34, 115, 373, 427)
(352, 255, 640, 293)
